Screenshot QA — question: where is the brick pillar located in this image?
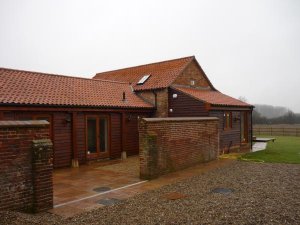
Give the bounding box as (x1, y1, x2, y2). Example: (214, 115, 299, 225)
(139, 130, 159, 179)
(32, 139, 53, 212)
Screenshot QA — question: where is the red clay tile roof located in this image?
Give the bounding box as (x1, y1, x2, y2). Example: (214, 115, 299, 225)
(93, 56, 195, 91)
(173, 86, 252, 107)
(0, 68, 154, 109)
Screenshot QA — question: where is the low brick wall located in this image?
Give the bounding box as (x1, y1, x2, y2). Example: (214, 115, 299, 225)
(139, 117, 219, 179)
(0, 121, 53, 213)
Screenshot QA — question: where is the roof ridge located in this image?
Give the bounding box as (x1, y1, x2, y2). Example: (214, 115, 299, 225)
(94, 56, 195, 76)
(92, 78, 129, 84)
(171, 84, 213, 91)
(0, 67, 129, 85)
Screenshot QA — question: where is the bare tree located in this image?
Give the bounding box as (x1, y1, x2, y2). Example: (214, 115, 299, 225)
(239, 96, 248, 103)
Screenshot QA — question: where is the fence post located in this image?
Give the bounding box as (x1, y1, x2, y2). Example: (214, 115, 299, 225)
(271, 127, 272, 135)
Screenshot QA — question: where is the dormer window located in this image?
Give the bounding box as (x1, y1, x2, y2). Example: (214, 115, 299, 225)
(190, 79, 195, 86)
(137, 74, 151, 85)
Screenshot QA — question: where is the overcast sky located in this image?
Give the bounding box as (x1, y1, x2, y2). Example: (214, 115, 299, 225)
(1, 0, 299, 112)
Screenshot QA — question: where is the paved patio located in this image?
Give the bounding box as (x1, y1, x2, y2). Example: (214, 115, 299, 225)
(50, 157, 232, 218)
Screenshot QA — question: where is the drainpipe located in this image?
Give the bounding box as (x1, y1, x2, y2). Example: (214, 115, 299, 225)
(152, 90, 157, 108)
(152, 90, 157, 117)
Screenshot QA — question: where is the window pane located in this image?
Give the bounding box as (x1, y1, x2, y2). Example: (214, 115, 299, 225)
(87, 118, 97, 153)
(99, 118, 108, 152)
(227, 114, 230, 127)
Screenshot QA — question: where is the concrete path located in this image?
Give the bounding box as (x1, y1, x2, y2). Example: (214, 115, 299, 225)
(252, 142, 267, 152)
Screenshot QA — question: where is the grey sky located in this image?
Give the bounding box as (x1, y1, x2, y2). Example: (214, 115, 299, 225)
(1, 0, 299, 112)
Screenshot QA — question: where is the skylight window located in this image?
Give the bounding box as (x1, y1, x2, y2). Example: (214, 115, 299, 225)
(137, 74, 151, 85)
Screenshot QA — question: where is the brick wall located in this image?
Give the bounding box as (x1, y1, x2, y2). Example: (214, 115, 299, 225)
(139, 117, 219, 179)
(137, 89, 168, 117)
(173, 60, 211, 89)
(0, 121, 53, 213)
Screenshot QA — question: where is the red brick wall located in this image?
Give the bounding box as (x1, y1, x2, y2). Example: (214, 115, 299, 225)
(0, 121, 53, 212)
(139, 117, 219, 179)
(173, 60, 212, 89)
(137, 89, 168, 117)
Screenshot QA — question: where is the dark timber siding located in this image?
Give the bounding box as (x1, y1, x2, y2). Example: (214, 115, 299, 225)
(209, 110, 252, 152)
(247, 111, 252, 144)
(110, 113, 122, 159)
(124, 112, 150, 156)
(77, 112, 86, 165)
(0, 109, 152, 168)
(168, 88, 209, 117)
(0, 111, 73, 168)
(209, 110, 241, 152)
(52, 112, 72, 168)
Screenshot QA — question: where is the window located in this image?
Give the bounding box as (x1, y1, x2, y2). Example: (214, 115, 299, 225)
(86, 116, 109, 158)
(190, 79, 195, 86)
(137, 74, 151, 85)
(224, 112, 232, 129)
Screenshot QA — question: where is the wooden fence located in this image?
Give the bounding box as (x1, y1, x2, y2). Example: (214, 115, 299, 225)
(253, 127, 300, 136)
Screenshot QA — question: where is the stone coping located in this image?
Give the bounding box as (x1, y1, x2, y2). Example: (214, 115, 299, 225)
(0, 120, 49, 127)
(141, 117, 219, 122)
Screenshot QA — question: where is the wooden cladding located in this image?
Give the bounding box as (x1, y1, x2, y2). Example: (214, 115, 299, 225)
(0, 110, 149, 168)
(168, 88, 209, 117)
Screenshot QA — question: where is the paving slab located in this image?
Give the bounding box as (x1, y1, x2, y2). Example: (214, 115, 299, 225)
(50, 158, 232, 218)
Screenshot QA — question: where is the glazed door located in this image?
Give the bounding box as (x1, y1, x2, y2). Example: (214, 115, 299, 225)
(240, 112, 248, 143)
(86, 116, 109, 159)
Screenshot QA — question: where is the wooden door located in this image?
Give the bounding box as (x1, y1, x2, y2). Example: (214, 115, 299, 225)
(86, 116, 109, 159)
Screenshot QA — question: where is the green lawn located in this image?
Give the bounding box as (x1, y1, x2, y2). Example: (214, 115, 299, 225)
(241, 136, 300, 164)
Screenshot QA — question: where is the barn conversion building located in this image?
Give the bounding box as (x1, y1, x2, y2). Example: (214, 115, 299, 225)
(0, 56, 253, 168)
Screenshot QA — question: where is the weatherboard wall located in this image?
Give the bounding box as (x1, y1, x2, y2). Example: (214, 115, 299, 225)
(168, 88, 209, 117)
(0, 109, 152, 168)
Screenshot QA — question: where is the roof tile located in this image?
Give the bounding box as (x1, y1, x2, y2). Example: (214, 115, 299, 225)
(93, 56, 194, 91)
(173, 86, 252, 107)
(0, 68, 154, 109)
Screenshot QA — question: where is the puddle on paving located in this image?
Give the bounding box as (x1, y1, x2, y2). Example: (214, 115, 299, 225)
(93, 186, 111, 193)
(212, 188, 234, 194)
(97, 198, 122, 206)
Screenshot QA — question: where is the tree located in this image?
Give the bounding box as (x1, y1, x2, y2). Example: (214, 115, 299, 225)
(252, 109, 268, 124)
(239, 96, 248, 103)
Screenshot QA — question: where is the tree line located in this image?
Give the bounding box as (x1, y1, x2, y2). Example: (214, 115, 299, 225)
(253, 110, 300, 124)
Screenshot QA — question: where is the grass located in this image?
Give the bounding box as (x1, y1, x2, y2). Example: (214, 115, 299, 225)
(241, 136, 300, 164)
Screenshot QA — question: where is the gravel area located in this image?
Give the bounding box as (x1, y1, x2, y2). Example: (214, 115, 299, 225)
(1, 161, 299, 225)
